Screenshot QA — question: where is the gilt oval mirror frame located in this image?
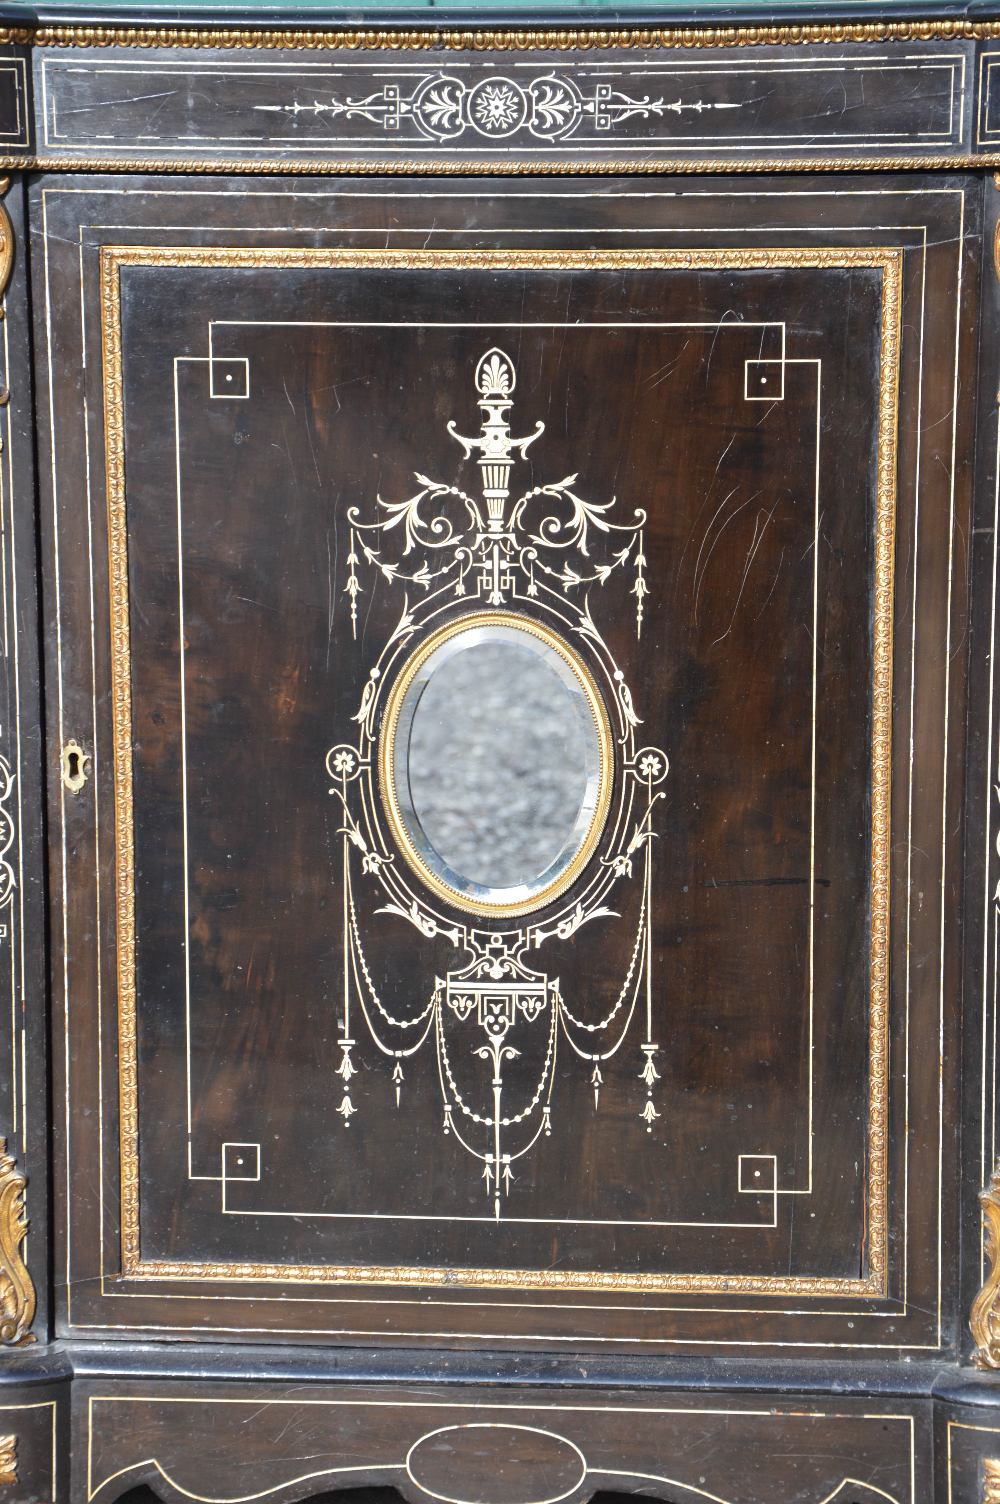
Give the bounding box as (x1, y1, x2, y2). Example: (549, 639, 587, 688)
(378, 610, 614, 918)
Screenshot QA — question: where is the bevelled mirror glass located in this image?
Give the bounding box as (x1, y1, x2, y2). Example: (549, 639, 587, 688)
(379, 612, 613, 916)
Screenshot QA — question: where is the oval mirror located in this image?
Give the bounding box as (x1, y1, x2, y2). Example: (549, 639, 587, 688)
(379, 611, 613, 917)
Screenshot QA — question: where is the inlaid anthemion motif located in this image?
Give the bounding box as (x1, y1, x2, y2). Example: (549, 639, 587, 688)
(257, 72, 742, 143)
(327, 347, 666, 1215)
(101, 245, 899, 1293)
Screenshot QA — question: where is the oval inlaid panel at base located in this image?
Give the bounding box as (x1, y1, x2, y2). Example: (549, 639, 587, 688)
(405, 1424, 587, 1504)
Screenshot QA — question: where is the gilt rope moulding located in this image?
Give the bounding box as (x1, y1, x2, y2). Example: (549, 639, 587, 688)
(96, 241, 901, 1294)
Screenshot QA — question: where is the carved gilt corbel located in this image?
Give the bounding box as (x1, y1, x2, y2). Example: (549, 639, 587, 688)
(984, 1457, 1000, 1503)
(0, 1436, 16, 1488)
(0, 179, 13, 309)
(0, 1139, 34, 1346)
(972, 1169, 1000, 1366)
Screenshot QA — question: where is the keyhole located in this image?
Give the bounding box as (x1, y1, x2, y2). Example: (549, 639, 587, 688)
(61, 739, 90, 794)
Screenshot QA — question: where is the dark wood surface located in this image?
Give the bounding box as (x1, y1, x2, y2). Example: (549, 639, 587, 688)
(3, 14, 1000, 1503)
(961, 174, 1000, 1361)
(0, 1383, 62, 1504)
(28, 171, 974, 1353)
(0, 53, 29, 157)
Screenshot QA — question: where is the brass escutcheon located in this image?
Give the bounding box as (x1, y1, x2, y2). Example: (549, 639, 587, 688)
(60, 739, 90, 794)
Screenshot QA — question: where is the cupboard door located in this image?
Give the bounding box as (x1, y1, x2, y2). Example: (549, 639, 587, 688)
(35, 172, 975, 1350)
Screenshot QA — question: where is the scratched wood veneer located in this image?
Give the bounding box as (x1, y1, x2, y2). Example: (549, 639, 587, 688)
(1, 7, 1000, 1503)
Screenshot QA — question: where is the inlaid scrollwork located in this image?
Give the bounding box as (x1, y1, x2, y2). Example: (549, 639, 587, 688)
(326, 346, 668, 1217)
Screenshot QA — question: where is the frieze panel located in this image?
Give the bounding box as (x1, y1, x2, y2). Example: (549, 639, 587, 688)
(35, 45, 969, 163)
(81, 1386, 925, 1504)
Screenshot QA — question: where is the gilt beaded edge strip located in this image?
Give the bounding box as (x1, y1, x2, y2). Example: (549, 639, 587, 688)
(4, 155, 1000, 176)
(100, 242, 899, 1298)
(13, 19, 1000, 49)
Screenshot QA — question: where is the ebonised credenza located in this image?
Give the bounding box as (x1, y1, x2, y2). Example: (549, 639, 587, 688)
(4, 8, 1000, 1501)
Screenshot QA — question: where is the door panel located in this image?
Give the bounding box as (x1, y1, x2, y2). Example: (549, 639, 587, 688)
(34, 173, 974, 1349)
